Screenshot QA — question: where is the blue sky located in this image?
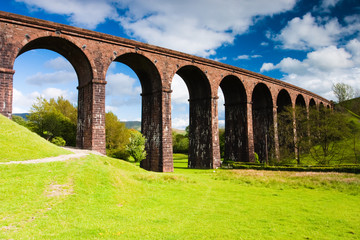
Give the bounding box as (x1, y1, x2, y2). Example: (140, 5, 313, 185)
(1, 0, 360, 129)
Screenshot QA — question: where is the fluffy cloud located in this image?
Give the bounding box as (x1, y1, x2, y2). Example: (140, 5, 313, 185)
(16, 0, 117, 29)
(234, 55, 262, 60)
(26, 71, 77, 86)
(18, 0, 297, 57)
(45, 56, 74, 71)
(171, 74, 189, 104)
(12, 87, 76, 113)
(273, 12, 360, 51)
(260, 44, 360, 99)
(118, 0, 297, 56)
(106, 72, 141, 96)
(273, 13, 343, 50)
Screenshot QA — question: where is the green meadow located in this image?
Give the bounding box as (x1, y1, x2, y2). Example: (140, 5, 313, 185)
(1, 114, 360, 239)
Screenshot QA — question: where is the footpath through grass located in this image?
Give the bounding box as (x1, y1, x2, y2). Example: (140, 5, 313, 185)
(1, 154, 360, 239)
(0, 114, 71, 162)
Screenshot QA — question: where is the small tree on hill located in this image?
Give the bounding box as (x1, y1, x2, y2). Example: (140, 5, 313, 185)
(332, 83, 354, 103)
(126, 130, 147, 162)
(105, 112, 130, 159)
(309, 108, 350, 165)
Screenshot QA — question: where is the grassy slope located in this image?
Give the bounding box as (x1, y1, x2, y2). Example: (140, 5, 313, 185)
(1, 154, 359, 239)
(0, 114, 71, 162)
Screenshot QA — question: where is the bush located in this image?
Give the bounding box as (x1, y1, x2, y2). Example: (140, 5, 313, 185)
(107, 148, 130, 160)
(51, 136, 66, 146)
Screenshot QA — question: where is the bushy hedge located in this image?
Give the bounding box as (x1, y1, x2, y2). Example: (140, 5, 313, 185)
(222, 161, 360, 173)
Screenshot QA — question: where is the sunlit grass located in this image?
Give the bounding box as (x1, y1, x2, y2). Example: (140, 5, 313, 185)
(0, 114, 71, 162)
(1, 154, 359, 239)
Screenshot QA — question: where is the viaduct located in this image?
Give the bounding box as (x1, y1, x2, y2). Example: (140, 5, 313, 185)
(0, 11, 331, 172)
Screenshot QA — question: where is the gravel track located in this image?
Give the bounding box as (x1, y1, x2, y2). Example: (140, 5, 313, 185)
(0, 147, 104, 165)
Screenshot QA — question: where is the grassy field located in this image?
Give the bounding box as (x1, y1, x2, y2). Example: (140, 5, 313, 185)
(1, 154, 360, 239)
(1, 115, 360, 239)
(0, 114, 71, 162)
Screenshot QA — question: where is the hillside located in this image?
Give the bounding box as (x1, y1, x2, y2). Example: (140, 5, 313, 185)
(339, 97, 360, 117)
(0, 114, 71, 162)
(0, 113, 360, 239)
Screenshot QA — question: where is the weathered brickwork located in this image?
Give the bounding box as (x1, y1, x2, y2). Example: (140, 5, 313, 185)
(0, 11, 332, 172)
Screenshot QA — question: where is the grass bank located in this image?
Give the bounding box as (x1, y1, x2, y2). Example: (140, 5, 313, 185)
(0, 114, 71, 162)
(1, 154, 359, 239)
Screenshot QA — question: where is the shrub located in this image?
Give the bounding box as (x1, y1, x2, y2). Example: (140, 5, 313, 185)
(51, 136, 66, 146)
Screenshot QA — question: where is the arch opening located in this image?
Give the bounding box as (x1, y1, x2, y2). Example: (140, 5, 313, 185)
(219, 75, 248, 162)
(14, 36, 95, 151)
(110, 53, 167, 171)
(276, 89, 294, 159)
(175, 65, 213, 168)
(252, 83, 274, 163)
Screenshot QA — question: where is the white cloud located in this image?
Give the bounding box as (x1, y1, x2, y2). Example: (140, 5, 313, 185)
(274, 13, 343, 50)
(106, 73, 141, 96)
(260, 63, 275, 72)
(171, 74, 189, 104)
(234, 54, 262, 60)
(117, 0, 296, 57)
(45, 57, 74, 71)
(273, 12, 360, 51)
(172, 117, 189, 130)
(16, 0, 298, 57)
(260, 44, 360, 100)
(12, 87, 76, 113)
(16, 0, 117, 29)
(26, 71, 77, 86)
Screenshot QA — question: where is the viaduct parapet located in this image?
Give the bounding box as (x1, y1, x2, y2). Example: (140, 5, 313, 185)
(0, 11, 331, 172)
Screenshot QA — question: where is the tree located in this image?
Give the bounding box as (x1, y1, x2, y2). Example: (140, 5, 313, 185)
(276, 106, 309, 164)
(126, 130, 147, 162)
(308, 108, 351, 165)
(332, 83, 354, 103)
(105, 112, 130, 159)
(172, 131, 189, 153)
(27, 97, 77, 146)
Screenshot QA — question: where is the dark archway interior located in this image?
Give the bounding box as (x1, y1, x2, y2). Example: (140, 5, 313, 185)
(309, 98, 316, 109)
(176, 65, 213, 168)
(114, 53, 164, 171)
(295, 94, 306, 107)
(220, 75, 248, 162)
(252, 83, 274, 162)
(17, 36, 92, 86)
(276, 89, 294, 158)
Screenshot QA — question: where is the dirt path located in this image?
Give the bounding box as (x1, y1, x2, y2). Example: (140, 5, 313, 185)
(0, 147, 104, 165)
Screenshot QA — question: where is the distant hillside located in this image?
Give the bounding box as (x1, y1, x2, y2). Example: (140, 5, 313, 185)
(338, 97, 360, 118)
(12, 113, 29, 120)
(122, 121, 141, 131)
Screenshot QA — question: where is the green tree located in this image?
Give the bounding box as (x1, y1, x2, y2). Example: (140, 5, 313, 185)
(105, 112, 130, 159)
(309, 108, 350, 165)
(12, 115, 28, 127)
(276, 106, 310, 164)
(347, 119, 360, 163)
(27, 97, 77, 146)
(172, 131, 189, 153)
(219, 128, 225, 158)
(332, 83, 354, 103)
(126, 130, 147, 162)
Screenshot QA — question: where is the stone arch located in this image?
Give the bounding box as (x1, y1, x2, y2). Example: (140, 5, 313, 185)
(252, 83, 274, 162)
(176, 65, 215, 168)
(309, 98, 316, 109)
(111, 52, 171, 171)
(17, 36, 93, 86)
(219, 75, 248, 162)
(14, 36, 100, 152)
(276, 89, 293, 158)
(295, 94, 306, 107)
